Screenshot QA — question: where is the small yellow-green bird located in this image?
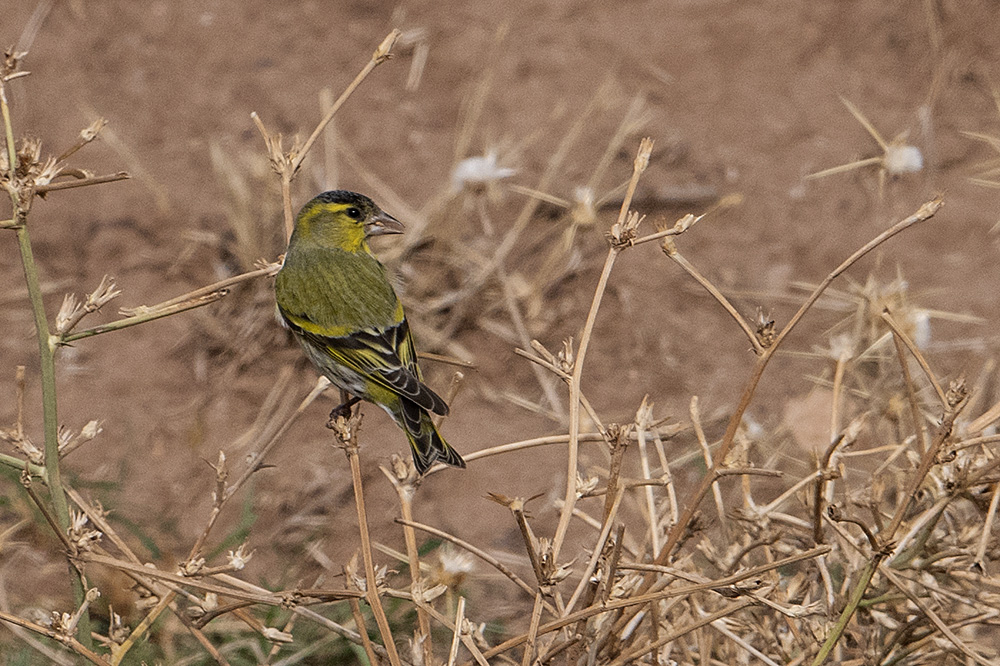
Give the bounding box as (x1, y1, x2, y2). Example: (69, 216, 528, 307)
(275, 190, 465, 475)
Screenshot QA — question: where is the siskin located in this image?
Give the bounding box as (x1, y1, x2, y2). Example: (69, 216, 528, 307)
(275, 190, 465, 474)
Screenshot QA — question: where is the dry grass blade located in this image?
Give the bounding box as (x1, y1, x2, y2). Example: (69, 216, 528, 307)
(551, 137, 654, 564)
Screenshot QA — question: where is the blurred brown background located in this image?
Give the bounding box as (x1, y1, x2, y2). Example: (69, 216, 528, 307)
(2, 0, 1000, 631)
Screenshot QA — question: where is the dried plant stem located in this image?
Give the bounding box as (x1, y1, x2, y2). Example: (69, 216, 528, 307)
(225, 376, 330, 501)
(296, 31, 400, 171)
(974, 482, 1000, 570)
(63, 291, 227, 342)
(395, 483, 433, 666)
(0, 608, 107, 665)
(1, 76, 91, 646)
(520, 591, 545, 666)
(880, 567, 993, 666)
(446, 596, 466, 666)
(885, 386, 967, 546)
(292, 607, 398, 662)
(551, 138, 653, 565)
(396, 518, 557, 614)
(635, 420, 660, 554)
(498, 268, 563, 414)
(76, 553, 362, 605)
(667, 250, 763, 353)
(881, 308, 946, 406)
(564, 486, 624, 615)
(608, 599, 755, 666)
(61, 262, 279, 344)
(513, 348, 604, 430)
(424, 432, 610, 474)
(255, 30, 400, 237)
(653, 197, 944, 566)
(551, 245, 618, 563)
(347, 596, 379, 666)
(346, 441, 402, 666)
(691, 396, 728, 540)
(175, 612, 233, 666)
(34, 171, 129, 193)
(888, 325, 928, 454)
(462, 545, 828, 665)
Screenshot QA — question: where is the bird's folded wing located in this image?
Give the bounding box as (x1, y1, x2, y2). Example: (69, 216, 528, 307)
(285, 311, 449, 416)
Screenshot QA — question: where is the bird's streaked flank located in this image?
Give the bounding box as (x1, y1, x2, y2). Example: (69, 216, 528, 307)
(275, 190, 465, 474)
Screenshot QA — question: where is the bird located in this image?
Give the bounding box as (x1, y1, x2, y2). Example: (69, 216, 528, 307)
(274, 190, 465, 475)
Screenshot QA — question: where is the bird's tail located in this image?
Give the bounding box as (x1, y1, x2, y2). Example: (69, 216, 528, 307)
(403, 409, 465, 475)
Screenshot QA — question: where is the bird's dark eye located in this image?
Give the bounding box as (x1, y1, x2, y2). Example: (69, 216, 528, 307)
(345, 207, 362, 220)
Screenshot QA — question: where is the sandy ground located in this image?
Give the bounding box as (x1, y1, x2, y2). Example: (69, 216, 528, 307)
(2, 0, 1000, 642)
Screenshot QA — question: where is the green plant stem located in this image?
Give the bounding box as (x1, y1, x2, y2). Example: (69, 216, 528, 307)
(810, 555, 884, 666)
(2, 76, 92, 647)
(15, 229, 66, 522)
(0, 452, 44, 476)
(15, 225, 93, 647)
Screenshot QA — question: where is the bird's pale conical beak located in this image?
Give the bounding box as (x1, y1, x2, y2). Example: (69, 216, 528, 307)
(365, 211, 404, 236)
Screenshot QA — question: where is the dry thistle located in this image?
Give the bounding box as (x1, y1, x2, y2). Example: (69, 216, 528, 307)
(806, 97, 923, 186)
(557, 337, 575, 375)
(536, 537, 573, 589)
(107, 607, 128, 645)
(755, 308, 776, 349)
(345, 552, 389, 594)
(430, 544, 475, 590)
(1, 47, 28, 80)
(57, 118, 108, 162)
(1, 427, 42, 464)
(67, 510, 101, 553)
(382, 453, 420, 493)
(450, 150, 517, 193)
(57, 419, 102, 457)
(227, 542, 254, 571)
(329, 410, 364, 456)
(607, 210, 644, 248)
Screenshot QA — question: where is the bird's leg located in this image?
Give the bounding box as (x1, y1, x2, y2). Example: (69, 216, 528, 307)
(327, 390, 361, 427)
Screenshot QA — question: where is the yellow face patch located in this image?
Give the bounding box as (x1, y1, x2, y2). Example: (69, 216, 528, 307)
(295, 201, 369, 252)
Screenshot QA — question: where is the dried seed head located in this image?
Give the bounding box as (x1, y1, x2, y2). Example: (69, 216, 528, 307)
(557, 338, 575, 374)
(634, 395, 654, 431)
(570, 186, 597, 227)
(608, 210, 644, 248)
(80, 118, 108, 144)
(537, 537, 573, 587)
(108, 607, 129, 644)
(884, 143, 923, 175)
(329, 410, 363, 451)
(755, 308, 776, 349)
(54, 294, 81, 335)
(419, 583, 448, 605)
(3, 429, 43, 464)
(227, 542, 253, 571)
(434, 544, 475, 589)
(67, 510, 102, 552)
(344, 553, 362, 590)
(2, 47, 27, 79)
(576, 473, 600, 498)
(451, 151, 517, 193)
(86, 275, 121, 311)
(179, 557, 206, 576)
(946, 378, 969, 410)
(382, 453, 419, 491)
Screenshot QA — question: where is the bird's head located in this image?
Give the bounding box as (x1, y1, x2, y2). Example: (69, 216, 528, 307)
(292, 190, 403, 252)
